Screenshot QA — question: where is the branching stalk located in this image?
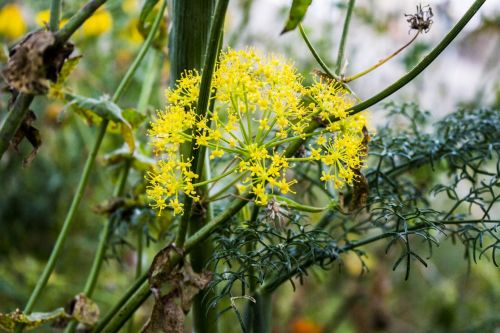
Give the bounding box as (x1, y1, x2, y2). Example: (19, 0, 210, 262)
(298, 24, 338, 81)
(175, 0, 229, 248)
(343, 32, 420, 83)
(49, 0, 62, 32)
(286, 0, 486, 157)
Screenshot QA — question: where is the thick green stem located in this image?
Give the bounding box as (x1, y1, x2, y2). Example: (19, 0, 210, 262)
(335, 0, 355, 75)
(54, 0, 108, 43)
(49, 0, 62, 31)
(175, 0, 229, 248)
(189, 104, 219, 332)
(0, 94, 34, 158)
(170, 0, 216, 246)
(251, 293, 272, 333)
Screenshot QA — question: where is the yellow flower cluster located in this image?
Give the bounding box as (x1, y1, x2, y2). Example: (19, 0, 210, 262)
(147, 49, 367, 215)
(81, 9, 112, 37)
(0, 4, 27, 40)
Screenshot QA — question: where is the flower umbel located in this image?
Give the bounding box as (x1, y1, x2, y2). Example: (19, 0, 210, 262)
(147, 49, 367, 215)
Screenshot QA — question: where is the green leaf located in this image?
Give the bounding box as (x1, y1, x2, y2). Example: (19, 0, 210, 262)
(0, 308, 68, 331)
(69, 95, 136, 152)
(122, 108, 147, 128)
(69, 95, 130, 126)
(49, 55, 82, 100)
(104, 145, 155, 171)
(281, 0, 313, 34)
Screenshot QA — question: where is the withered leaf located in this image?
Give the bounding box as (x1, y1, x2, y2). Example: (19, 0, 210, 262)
(348, 126, 370, 212)
(148, 245, 183, 290)
(70, 294, 100, 327)
(10, 110, 42, 167)
(143, 248, 212, 333)
(92, 197, 126, 215)
(0, 308, 69, 331)
(2, 30, 73, 95)
(140, 291, 184, 333)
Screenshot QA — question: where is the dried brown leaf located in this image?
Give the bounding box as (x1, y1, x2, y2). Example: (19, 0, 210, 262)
(2, 30, 73, 94)
(349, 126, 370, 212)
(10, 110, 42, 167)
(143, 247, 212, 333)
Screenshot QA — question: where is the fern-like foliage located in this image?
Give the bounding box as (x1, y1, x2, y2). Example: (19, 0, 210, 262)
(206, 103, 499, 328)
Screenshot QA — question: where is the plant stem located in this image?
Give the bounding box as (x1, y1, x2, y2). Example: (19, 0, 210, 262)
(112, 1, 166, 103)
(63, 163, 130, 333)
(298, 24, 338, 81)
(343, 32, 419, 82)
(0, 94, 34, 158)
(137, 52, 161, 113)
(252, 293, 272, 333)
(335, 0, 355, 75)
(63, 5, 166, 331)
(175, 0, 229, 248)
(100, 282, 152, 333)
(127, 208, 144, 333)
(92, 273, 148, 333)
(189, 98, 220, 333)
(83, 165, 130, 296)
(49, 0, 62, 32)
(54, 0, 108, 43)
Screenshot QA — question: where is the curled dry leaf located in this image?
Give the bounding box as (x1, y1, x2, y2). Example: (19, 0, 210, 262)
(70, 294, 100, 327)
(141, 245, 212, 333)
(0, 308, 68, 332)
(10, 110, 42, 167)
(348, 126, 370, 212)
(2, 30, 74, 95)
